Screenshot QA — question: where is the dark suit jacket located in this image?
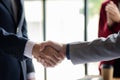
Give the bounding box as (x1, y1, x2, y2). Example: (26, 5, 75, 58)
(0, 0, 35, 80)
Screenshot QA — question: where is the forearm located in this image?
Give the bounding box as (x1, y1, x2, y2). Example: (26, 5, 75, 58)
(69, 32, 120, 64)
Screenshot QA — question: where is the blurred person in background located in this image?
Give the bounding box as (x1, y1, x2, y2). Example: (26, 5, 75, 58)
(98, 0, 120, 78)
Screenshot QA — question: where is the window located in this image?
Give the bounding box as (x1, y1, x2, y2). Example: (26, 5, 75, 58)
(46, 0, 85, 80)
(24, 1, 44, 80)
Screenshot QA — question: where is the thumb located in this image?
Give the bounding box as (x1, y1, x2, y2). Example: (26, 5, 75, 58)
(39, 42, 47, 52)
(46, 41, 63, 51)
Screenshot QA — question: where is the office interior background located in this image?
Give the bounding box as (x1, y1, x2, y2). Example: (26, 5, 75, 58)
(25, 0, 103, 80)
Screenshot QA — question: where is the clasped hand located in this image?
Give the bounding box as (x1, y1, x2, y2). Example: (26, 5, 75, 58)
(32, 41, 66, 67)
(105, 1, 120, 26)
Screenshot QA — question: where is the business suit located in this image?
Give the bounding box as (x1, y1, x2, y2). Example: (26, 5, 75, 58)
(0, 0, 35, 80)
(68, 31, 120, 65)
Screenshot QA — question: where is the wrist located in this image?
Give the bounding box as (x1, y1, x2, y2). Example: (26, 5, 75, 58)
(62, 44, 66, 57)
(32, 44, 40, 58)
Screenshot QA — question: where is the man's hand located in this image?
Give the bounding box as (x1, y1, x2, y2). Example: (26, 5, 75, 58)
(32, 43, 65, 67)
(38, 41, 66, 67)
(39, 46, 64, 67)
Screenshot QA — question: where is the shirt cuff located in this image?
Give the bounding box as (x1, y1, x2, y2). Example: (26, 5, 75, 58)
(66, 44, 70, 60)
(24, 40, 36, 58)
(27, 72, 35, 79)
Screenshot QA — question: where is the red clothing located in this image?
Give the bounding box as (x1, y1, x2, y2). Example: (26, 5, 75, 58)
(98, 0, 120, 37)
(98, 0, 120, 77)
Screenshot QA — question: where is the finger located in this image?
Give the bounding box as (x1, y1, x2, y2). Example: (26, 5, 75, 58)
(37, 55, 45, 63)
(37, 56, 42, 62)
(46, 47, 63, 60)
(43, 58, 57, 67)
(37, 57, 52, 67)
(39, 60, 49, 67)
(38, 55, 61, 67)
(45, 41, 63, 51)
(42, 46, 60, 61)
(46, 53, 62, 63)
(53, 52, 64, 60)
(37, 49, 59, 67)
(109, 1, 116, 8)
(43, 62, 55, 68)
(47, 46, 64, 59)
(41, 46, 63, 66)
(44, 54, 60, 65)
(39, 53, 59, 67)
(107, 3, 118, 14)
(109, 1, 114, 5)
(39, 42, 48, 52)
(106, 2, 115, 11)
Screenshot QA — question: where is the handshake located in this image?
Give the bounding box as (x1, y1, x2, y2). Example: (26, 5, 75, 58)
(32, 41, 66, 67)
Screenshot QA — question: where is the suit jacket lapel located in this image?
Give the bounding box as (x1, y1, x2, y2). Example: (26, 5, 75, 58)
(1, 0, 13, 15)
(1, 0, 18, 25)
(16, 0, 25, 37)
(2, 0, 25, 29)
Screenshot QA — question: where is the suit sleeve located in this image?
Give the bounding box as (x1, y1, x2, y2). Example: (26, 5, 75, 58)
(69, 31, 120, 65)
(0, 27, 28, 60)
